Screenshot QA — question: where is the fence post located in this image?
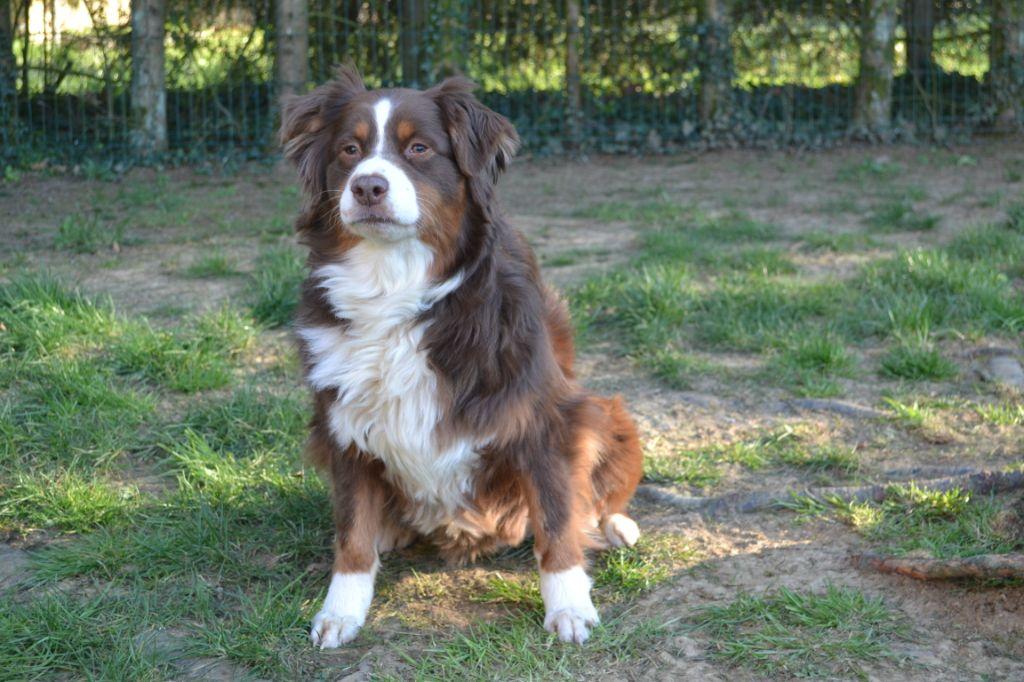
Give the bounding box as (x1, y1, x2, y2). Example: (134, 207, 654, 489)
(275, 0, 309, 107)
(565, 0, 582, 155)
(130, 0, 167, 155)
(697, 0, 735, 133)
(852, 0, 897, 137)
(989, 0, 1024, 130)
(401, 0, 427, 87)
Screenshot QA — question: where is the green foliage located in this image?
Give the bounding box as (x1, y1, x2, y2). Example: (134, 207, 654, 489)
(692, 585, 907, 678)
(867, 199, 939, 232)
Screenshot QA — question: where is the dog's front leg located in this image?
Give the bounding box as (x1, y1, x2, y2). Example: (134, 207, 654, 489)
(311, 448, 387, 649)
(522, 457, 599, 644)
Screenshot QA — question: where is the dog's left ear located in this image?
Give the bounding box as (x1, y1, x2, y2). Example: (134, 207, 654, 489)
(429, 77, 519, 203)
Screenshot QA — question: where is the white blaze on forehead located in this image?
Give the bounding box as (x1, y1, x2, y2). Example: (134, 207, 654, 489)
(372, 98, 392, 154)
(339, 96, 420, 232)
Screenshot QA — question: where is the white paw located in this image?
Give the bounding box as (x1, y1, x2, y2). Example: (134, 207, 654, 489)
(544, 604, 600, 644)
(310, 611, 363, 649)
(603, 513, 640, 548)
(540, 566, 600, 644)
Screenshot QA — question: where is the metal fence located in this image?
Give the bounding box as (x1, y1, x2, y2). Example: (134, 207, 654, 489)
(0, 0, 1017, 166)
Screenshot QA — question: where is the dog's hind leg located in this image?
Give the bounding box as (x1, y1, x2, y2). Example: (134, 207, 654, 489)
(590, 395, 644, 548)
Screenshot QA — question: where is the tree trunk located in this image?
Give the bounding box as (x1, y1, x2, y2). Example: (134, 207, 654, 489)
(0, 0, 13, 101)
(904, 0, 934, 82)
(275, 0, 308, 104)
(989, 0, 1024, 130)
(400, 0, 426, 87)
(565, 0, 582, 154)
(130, 0, 167, 154)
(697, 0, 735, 131)
(852, 0, 898, 136)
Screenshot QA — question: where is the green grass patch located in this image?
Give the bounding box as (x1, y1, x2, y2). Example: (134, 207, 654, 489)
(0, 589, 177, 680)
(975, 401, 1024, 426)
(692, 585, 907, 678)
(769, 333, 855, 397)
(879, 332, 958, 381)
(0, 472, 143, 532)
(831, 485, 1024, 559)
(472, 573, 544, 610)
(249, 245, 304, 328)
(54, 213, 125, 254)
(111, 307, 255, 392)
(184, 251, 238, 278)
(594, 533, 697, 598)
(393, 611, 668, 681)
(835, 158, 903, 184)
(644, 426, 848, 488)
(867, 199, 939, 232)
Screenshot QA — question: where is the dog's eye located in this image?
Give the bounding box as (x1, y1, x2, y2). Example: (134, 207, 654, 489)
(341, 144, 360, 157)
(407, 143, 429, 156)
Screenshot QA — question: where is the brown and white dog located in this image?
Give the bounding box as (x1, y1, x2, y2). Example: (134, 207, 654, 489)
(280, 66, 643, 648)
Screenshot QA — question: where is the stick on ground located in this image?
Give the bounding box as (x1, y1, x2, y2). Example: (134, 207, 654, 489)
(852, 552, 1024, 581)
(637, 469, 1024, 516)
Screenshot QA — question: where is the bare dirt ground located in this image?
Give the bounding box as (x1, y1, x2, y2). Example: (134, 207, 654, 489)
(3, 139, 1024, 680)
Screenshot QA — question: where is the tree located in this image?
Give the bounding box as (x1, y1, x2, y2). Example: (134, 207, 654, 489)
(989, 0, 1024, 129)
(275, 0, 309, 105)
(904, 0, 935, 82)
(0, 0, 13, 102)
(130, 0, 167, 154)
(852, 0, 898, 136)
(566, 0, 582, 153)
(697, 0, 735, 131)
(400, 0, 426, 87)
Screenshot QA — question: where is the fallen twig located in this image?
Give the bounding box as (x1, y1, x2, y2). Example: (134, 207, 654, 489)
(637, 469, 1024, 516)
(852, 552, 1024, 581)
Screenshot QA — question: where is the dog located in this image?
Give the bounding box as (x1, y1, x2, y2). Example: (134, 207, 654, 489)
(279, 66, 644, 648)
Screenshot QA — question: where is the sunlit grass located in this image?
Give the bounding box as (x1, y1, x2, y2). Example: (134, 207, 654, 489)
(692, 585, 907, 678)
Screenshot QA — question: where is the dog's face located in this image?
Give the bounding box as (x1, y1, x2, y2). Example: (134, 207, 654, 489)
(280, 67, 519, 247)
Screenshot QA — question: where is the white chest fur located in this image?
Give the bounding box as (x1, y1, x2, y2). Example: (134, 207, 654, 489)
(298, 240, 475, 533)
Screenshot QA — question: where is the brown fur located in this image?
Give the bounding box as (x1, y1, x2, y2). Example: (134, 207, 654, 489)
(280, 66, 643, 573)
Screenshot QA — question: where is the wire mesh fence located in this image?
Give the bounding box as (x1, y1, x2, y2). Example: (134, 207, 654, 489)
(0, 0, 1018, 166)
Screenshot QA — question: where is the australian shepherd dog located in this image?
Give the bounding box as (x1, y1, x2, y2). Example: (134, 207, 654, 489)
(279, 66, 643, 647)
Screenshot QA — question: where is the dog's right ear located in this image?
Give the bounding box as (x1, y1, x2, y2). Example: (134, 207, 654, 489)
(279, 65, 366, 198)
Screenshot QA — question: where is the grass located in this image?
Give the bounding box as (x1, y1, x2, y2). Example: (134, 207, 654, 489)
(879, 333, 958, 381)
(828, 485, 1024, 559)
(692, 585, 907, 678)
(54, 213, 125, 253)
(392, 612, 669, 681)
(975, 401, 1024, 426)
(769, 333, 855, 397)
(644, 425, 856, 488)
(0, 472, 143, 533)
(249, 245, 304, 327)
(184, 251, 238, 278)
(867, 199, 940, 232)
(594, 533, 697, 597)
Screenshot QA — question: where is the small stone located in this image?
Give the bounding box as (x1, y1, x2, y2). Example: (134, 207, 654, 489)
(977, 355, 1024, 390)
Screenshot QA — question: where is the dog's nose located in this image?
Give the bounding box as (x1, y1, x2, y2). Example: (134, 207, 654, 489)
(351, 174, 389, 206)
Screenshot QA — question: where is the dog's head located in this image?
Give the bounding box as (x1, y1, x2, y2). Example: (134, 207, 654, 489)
(280, 66, 519, 248)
